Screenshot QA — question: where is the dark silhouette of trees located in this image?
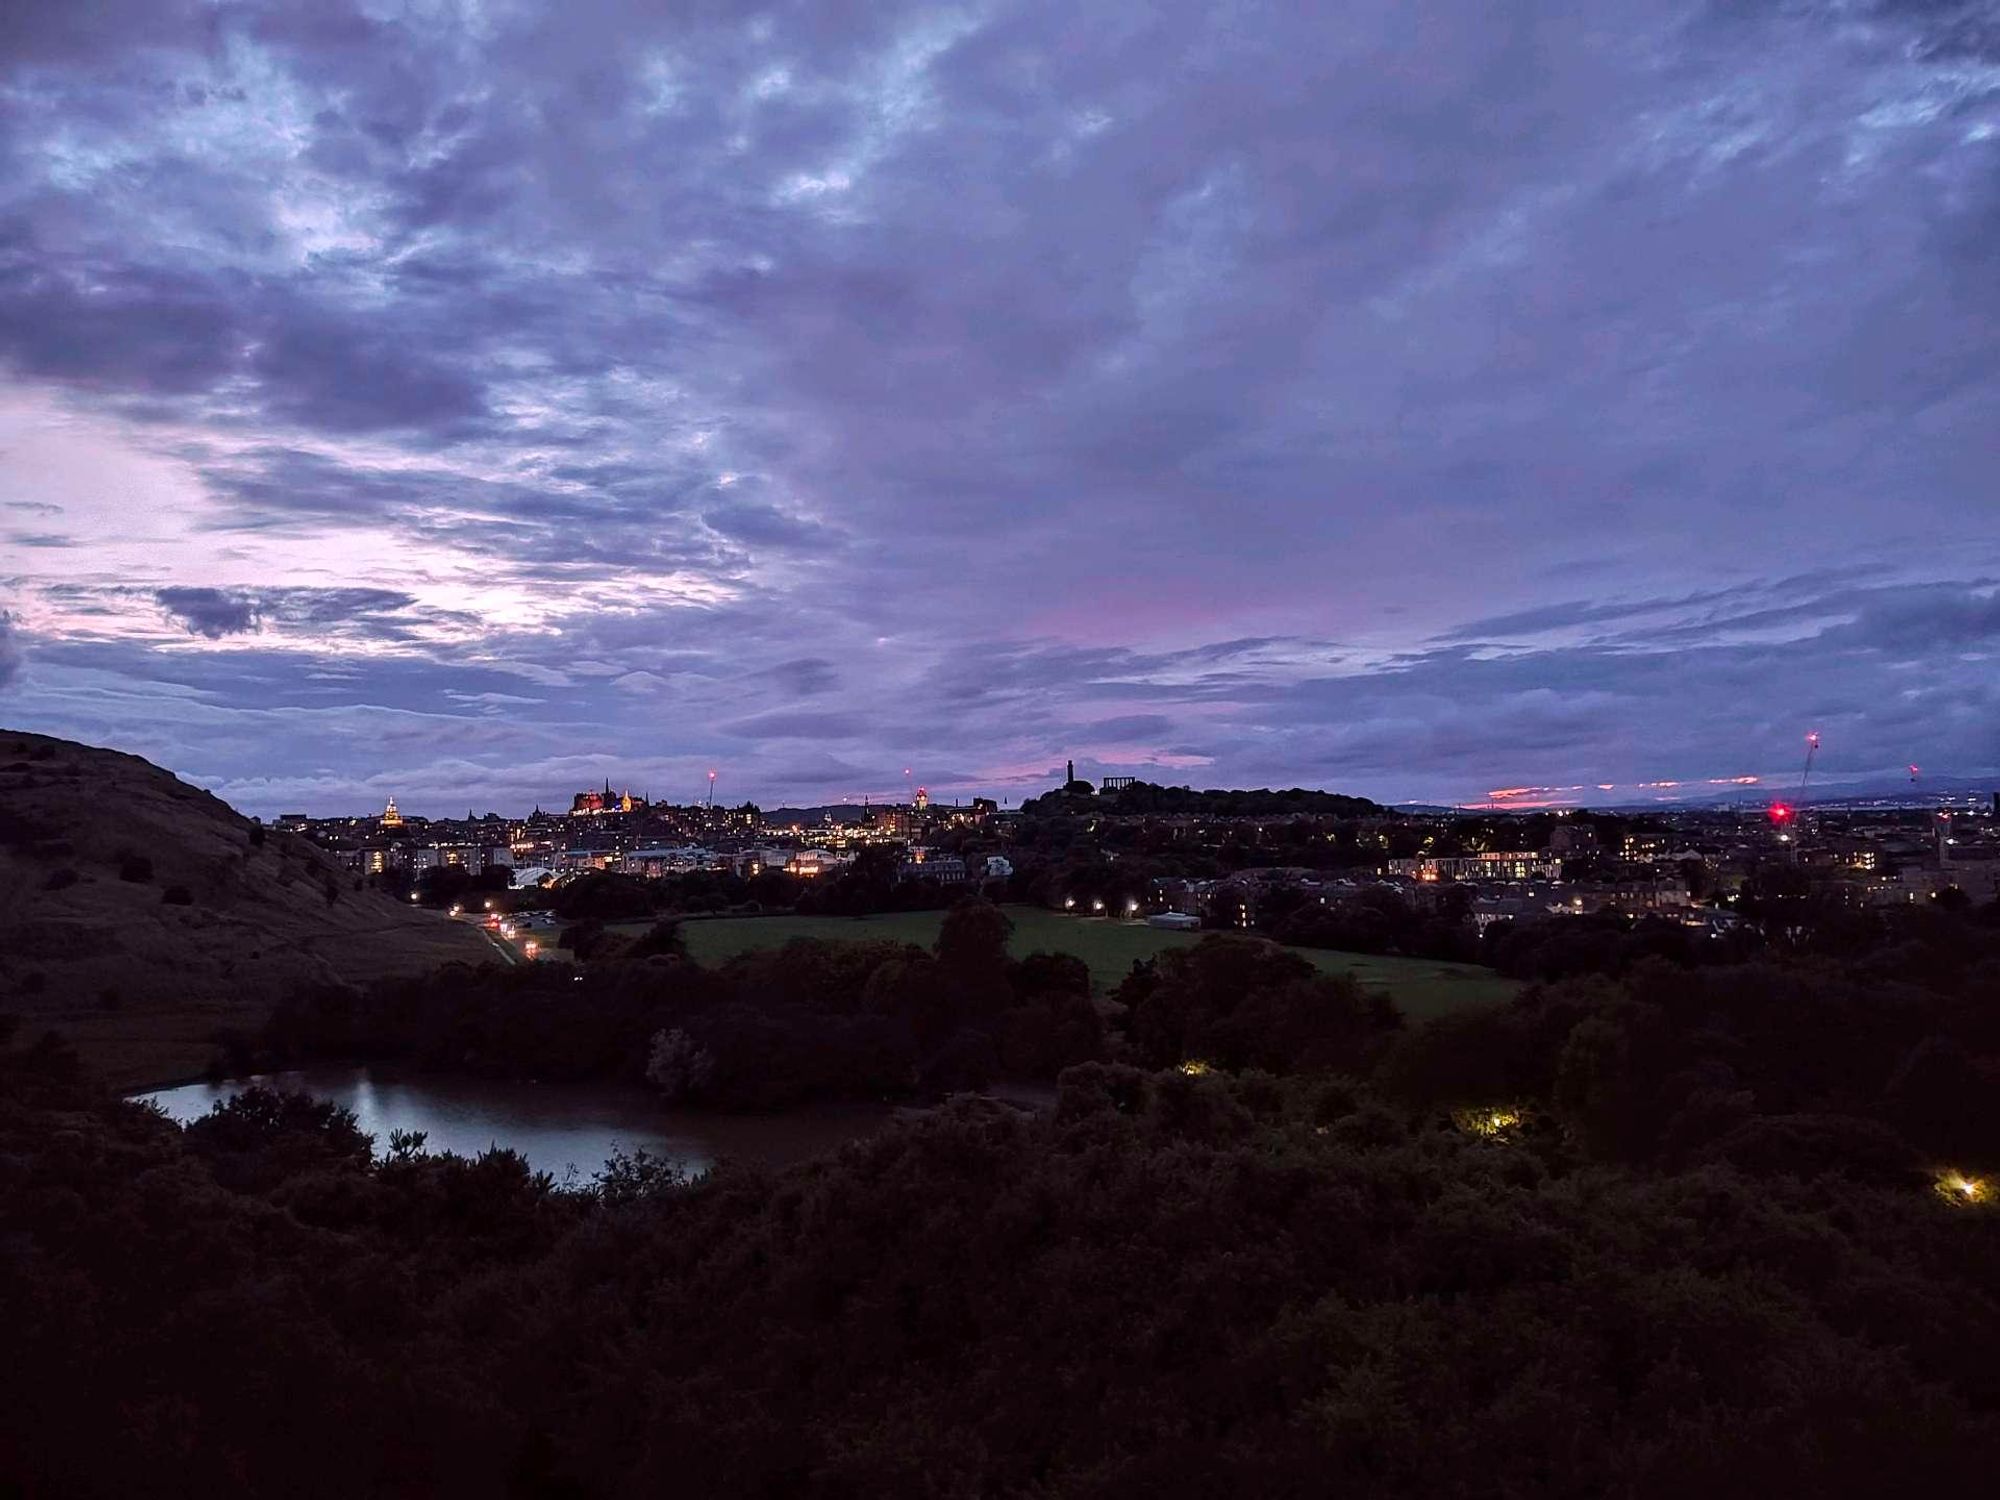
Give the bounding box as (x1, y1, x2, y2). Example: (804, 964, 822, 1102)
(550, 871, 657, 921)
(3, 1023, 1996, 1499)
(1121, 934, 1401, 1073)
(5, 899, 2000, 1497)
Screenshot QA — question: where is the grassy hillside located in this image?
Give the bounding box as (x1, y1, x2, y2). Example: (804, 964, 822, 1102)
(0, 729, 493, 1087)
(645, 906, 1518, 1019)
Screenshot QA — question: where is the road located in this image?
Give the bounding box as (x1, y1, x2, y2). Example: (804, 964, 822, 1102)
(468, 923, 522, 966)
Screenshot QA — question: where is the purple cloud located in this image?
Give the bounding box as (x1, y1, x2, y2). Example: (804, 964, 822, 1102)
(0, 0, 1994, 812)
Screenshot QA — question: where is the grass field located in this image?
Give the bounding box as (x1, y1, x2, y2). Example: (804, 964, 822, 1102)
(631, 906, 1517, 1022)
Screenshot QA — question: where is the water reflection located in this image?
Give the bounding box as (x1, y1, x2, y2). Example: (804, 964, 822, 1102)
(138, 1068, 893, 1184)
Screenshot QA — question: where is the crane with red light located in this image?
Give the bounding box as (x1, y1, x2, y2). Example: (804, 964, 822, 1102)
(1768, 730, 1819, 829)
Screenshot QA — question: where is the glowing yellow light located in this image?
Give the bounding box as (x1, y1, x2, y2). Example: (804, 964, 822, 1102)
(1936, 1171, 1989, 1205)
(1453, 1105, 1524, 1139)
(1178, 1060, 1212, 1077)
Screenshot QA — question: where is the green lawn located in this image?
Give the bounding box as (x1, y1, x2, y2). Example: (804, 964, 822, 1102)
(644, 905, 1516, 1022)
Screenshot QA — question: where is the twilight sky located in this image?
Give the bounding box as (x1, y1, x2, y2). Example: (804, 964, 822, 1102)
(0, 0, 1995, 816)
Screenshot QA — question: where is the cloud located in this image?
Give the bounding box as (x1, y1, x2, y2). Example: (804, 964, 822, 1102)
(611, 671, 671, 693)
(146, 585, 462, 643)
(0, 610, 21, 688)
(0, 0, 1996, 809)
(719, 709, 869, 741)
(704, 500, 837, 550)
(763, 657, 839, 696)
(156, 587, 260, 638)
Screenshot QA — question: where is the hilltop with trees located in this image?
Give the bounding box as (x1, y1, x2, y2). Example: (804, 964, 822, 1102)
(1022, 779, 1386, 818)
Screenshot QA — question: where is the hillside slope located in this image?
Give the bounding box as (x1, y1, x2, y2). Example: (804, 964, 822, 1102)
(0, 729, 495, 1087)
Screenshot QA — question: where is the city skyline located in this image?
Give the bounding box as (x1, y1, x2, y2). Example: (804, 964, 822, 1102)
(229, 751, 1994, 823)
(2, 1, 1997, 813)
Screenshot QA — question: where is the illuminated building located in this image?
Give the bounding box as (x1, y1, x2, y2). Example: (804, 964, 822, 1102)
(898, 852, 967, 884)
(570, 781, 647, 817)
(379, 796, 403, 829)
(1389, 853, 1562, 882)
(787, 849, 852, 878)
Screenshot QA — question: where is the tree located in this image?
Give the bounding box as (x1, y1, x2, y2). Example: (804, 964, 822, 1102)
(646, 1027, 717, 1102)
(1125, 935, 1399, 1073)
(937, 897, 1012, 972)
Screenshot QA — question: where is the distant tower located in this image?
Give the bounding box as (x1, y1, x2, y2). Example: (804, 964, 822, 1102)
(1066, 759, 1075, 785)
(380, 796, 403, 829)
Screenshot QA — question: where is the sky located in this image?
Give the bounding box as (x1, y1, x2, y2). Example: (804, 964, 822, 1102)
(0, 0, 1995, 817)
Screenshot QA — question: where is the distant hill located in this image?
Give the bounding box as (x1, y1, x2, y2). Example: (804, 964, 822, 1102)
(0, 729, 495, 1088)
(763, 803, 871, 826)
(1023, 781, 1387, 818)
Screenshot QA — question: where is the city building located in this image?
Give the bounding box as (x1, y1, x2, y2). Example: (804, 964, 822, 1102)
(570, 782, 646, 817)
(1388, 852, 1562, 882)
(787, 849, 851, 878)
(898, 851, 967, 884)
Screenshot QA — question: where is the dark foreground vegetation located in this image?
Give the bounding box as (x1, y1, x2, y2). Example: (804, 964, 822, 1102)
(4, 899, 1999, 1496)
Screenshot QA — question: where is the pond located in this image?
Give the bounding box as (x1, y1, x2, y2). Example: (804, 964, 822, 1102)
(137, 1067, 895, 1184)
